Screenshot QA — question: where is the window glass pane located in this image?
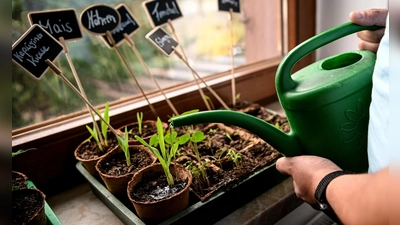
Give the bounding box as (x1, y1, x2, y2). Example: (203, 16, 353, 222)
(12, 0, 282, 130)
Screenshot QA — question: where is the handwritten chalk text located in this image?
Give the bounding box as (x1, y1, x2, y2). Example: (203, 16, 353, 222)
(13, 33, 44, 63)
(113, 13, 136, 34)
(151, 2, 180, 22)
(221, 0, 239, 7)
(155, 35, 172, 47)
(25, 46, 50, 66)
(86, 10, 117, 29)
(38, 19, 73, 35)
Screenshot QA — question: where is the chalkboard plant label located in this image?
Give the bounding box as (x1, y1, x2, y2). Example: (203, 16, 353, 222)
(101, 4, 140, 48)
(28, 8, 83, 42)
(143, 0, 183, 27)
(12, 24, 64, 80)
(80, 4, 121, 35)
(218, 0, 241, 13)
(146, 27, 179, 57)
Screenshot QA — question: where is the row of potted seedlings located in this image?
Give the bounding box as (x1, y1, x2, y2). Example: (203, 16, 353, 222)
(74, 101, 287, 224)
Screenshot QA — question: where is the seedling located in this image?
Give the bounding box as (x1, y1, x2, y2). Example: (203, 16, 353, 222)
(12, 148, 36, 158)
(227, 148, 242, 167)
(86, 102, 110, 151)
(184, 160, 210, 191)
(137, 112, 143, 135)
(116, 127, 131, 166)
(204, 95, 215, 110)
(185, 128, 211, 187)
(225, 132, 233, 142)
(135, 117, 187, 185)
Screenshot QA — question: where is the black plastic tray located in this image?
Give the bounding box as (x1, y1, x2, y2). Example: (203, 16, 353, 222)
(76, 160, 287, 225)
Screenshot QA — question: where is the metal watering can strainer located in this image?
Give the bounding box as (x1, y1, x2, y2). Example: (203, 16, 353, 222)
(172, 22, 383, 173)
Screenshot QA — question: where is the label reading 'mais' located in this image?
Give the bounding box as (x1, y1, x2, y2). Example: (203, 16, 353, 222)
(143, 0, 183, 27)
(101, 4, 140, 48)
(218, 0, 241, 13)
(28, 9, 83, 42)
(146, 27, 179, 57)
(12, 24, 64, 80)
(80, 4, 120, 35)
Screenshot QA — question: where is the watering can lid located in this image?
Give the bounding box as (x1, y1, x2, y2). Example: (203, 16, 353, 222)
(279, 50, 376, 111)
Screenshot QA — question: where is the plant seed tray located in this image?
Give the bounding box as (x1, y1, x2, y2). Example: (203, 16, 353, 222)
(76, 160, 287, 225)
(26, 180, 63, 225)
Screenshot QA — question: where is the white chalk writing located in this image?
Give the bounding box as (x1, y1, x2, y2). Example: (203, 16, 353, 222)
(113, 13, 136, 34)
(25, 46, 50, 66)
(39, 19, 73, 35)
(13, 32, 44, 63)
(151, 2, 180, 22)
(221, 0, 238, 7)
(155, 35, 172, 47)
(86, 10, 117, 29)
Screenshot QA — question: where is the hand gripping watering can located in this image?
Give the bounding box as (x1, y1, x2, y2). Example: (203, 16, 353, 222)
(171, 22, 383, 173)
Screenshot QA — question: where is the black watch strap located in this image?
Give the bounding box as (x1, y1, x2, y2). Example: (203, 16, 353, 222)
(314, 170, 354, 223)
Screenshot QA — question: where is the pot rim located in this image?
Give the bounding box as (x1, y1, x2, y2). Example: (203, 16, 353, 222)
(127, 163, 192, 205)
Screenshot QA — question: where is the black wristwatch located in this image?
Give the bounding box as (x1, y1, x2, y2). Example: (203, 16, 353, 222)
(314, 170, 354, 223)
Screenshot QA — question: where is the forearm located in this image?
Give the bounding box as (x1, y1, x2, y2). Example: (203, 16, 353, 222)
(326, 167, 389, 224)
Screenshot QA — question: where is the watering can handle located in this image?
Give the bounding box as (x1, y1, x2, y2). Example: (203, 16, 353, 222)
(276, 22, 384, 93)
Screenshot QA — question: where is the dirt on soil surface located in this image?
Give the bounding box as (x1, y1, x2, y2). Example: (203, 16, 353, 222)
(97, 148, 155, 176)
(12, 189, 45, 225)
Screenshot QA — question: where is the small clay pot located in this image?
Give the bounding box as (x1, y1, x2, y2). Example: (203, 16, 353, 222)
(96, 145, 157, 196)
(12, 171, 28, 190)
(74, 130, 119, 175)
(12, 188, 47, 225)
(127, 163, 192, 223)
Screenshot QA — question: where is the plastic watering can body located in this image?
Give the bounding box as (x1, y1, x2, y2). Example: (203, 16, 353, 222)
(171, 22, 382, 173)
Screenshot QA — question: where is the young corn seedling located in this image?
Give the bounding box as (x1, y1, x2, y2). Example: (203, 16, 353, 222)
(137, 112, 143, 135)
(116, 127, 131, 166)
(135, 117, 187, 186)
(86, 102, 110, 151)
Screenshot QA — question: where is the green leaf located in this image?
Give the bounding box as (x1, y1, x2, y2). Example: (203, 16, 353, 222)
(165, 131, 178, 145)
(135, 135, 164, 164)
(179, 133, 190, 145)
(171, 142, 180, 159)
(137, 112, 143, 135)
(117, 127, 130, 166)
(149, 134, 159, 147)
(101, 102, 110, 144)
(191, 131, 205, 143)
(156, 118, 166, 160)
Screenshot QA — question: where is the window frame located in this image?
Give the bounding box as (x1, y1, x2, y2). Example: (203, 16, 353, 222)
(12, 0, 316, 192)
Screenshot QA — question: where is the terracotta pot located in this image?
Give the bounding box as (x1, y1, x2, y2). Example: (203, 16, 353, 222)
(74, 130, 119, 175)
(96, 145, 157, 196)
(117, 120, 167, 145)
(12, 188, 47, 225)
(12, 171, 28, 190)
(127, 163, 192, 223)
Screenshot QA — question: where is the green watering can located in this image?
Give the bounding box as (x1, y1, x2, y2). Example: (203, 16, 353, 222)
(171, 22, 383, 173)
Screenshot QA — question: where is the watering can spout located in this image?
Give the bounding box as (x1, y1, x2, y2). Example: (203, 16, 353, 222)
(171, 110, 303, 157)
